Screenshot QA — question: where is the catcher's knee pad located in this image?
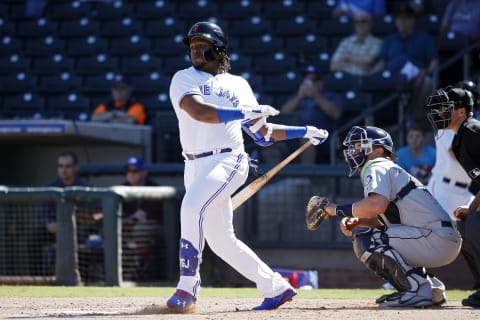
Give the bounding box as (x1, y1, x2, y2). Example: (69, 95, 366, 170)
(352, 227, 374, 263)
(179, 238, 199, 276)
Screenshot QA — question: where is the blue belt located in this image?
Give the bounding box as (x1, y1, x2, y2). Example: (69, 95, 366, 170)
(185, 148, 232, 160)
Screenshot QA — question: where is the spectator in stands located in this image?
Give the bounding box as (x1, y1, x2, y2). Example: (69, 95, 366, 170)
(281, 65, 343, 164)
(35, 151, 94, 275)
(332, 0, 386, 18)
(372, 3, 438, 128)
(396, 123, 436, 185)
(440, 0, 480, 41)
(330, 12, 382, 76)
(121, 156, 162, 224)
(91, 74, 147, 125)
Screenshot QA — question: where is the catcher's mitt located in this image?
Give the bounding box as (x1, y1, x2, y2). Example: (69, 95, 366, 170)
(305, 196, 332, 231)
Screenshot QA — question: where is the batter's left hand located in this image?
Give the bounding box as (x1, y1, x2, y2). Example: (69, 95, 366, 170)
(453, 205, 470, 221)
(305, 126, 329, 145)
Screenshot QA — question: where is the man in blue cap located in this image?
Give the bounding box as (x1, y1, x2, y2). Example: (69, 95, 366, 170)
(281, 65, 343, 163)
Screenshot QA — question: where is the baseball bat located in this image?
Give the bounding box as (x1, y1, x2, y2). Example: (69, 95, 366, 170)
(232, 140, 313, 210)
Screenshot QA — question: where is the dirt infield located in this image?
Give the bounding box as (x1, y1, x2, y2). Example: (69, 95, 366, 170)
(0, 297, 476, 320)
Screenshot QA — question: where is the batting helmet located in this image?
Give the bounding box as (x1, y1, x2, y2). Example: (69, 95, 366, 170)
(183, 21, 227, 52)
(343, 126, 395, 177)
(426, 86, 474, 133)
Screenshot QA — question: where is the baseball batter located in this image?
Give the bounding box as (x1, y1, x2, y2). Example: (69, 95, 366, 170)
(319, 126, 461, 308)
(166, 21, 329, 313)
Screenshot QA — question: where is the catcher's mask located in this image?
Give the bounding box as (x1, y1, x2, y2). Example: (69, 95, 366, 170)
(343, 126, 395, 177)
(426, 86, 474, 136)
(183, 21, 227, 62)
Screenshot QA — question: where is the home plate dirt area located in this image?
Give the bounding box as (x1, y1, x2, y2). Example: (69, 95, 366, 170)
(0, 297, 476, 320)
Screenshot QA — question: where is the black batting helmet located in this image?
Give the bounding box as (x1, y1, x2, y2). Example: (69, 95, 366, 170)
(182, 21, 227, 52)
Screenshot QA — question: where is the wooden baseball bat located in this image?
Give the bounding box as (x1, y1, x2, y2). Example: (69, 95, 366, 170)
(232, 140, 313, 210)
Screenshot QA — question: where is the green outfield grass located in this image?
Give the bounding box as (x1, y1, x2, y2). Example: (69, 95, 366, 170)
(0, 286, 473, 301)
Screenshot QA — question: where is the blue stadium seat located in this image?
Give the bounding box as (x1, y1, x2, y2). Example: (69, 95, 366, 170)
(0, 72, 37, 93)
(0, 54, 29, 74)
(47, 92, 91, 120)
(65, 35, 108, 56)
(0, 17, 15, 36)
(151, 35, 186, 56)
(162, 55, 190, 75)
(109, 34, 152, 56)
(239, 34, 283, 55)
(283, 34, 329, 55)
(130, 72, 171, 95)
(143, 18, 185, 38)
(137, 92, 172, 113)
(23, 35, 66, 57)
(134, 1, 176, 20)
(417, 14, 441, 36)
(176, 1, 220, 21)
(46, 1, 91, 21)
(252, 53, 296, 74)
(323, 72, 360, 93)
(274, 15, 316, 36)
(317, 16, 354, 37)
(119, 53, 163, 75)
(75, 53, 118, 75)
(229, 17, 272, 37)
(228, 52, 253, 74)
(219, 1, 261, 19)
(82, 72, 116, 94)
(304, 1, 337, 19)
(357, 70, 407, 93)
(100, 17, 142, 37)
(372, 15, 396, 37)
(3, 92, 45, 119)
(15, 17, 58, 38)
(38, 72, 82, 94)
(239, 72, 263, 90)
(31, 54, 74, 75)
(0, 35, 22, 57)
(261, 0, 305, 19)
(436, 32, 470, 53)
(91, 1, 134, 20)
(262, 71, 302, 94)
(57, 18, 100, 38)
(342, 91, 373, 115)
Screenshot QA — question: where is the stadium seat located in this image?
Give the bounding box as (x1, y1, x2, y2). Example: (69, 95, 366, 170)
(262, 72, 302, 94)
(218, 1, 261, 19)
(0, 35, 22, 57)
(143, 18, 185, 38)
(0, 17, 14, 36)
(47, 92, 91, 120)
(75, 54, 118, 75)
(65, 35, 108, 57)
(162, 55, 190, 75)
(239, 34, 283, 55)
(239, 72, 263, 90)
(372, 15, 396, 36)
(436, 32, 470, 53)
(82, 72, 117, 94)
(229, 17, 272, 37)
(417, 14, 441, 36)
(137, 92, 172, 113)
(23, 35, 66, 57)
(92, 1, 134, 20)
(0, 72, 37, 93)
(57, 18, 100, 38)
(357, 70, 407, 93)
(283, 34, 329, 55)
(176, 1, 220, 21)
(304, 1, 337, 19)
(151, 35, 186, 56)
(323, 72, 360, 93)
(109, 34, 151, 56)
(134, 1, 176, 20)
(252, 53, 296, 74)
(341, 91, 373, 117)
(274, 15, 316, 36)
(228, 52, 253, 74)
(46, 1, 91, 21)
(31, 54, 74, 75)
(262, 0, 305, 19)
(130, 72, 171, 94)
(0, 54, 30, 74)
(119, 53, 163, 75)
(100, 17, 142, 37)
(317, 16, 354, 37)
(37, 72, 82, 94)
(3, 92, 45, 118)
(15, 17, 58, 38)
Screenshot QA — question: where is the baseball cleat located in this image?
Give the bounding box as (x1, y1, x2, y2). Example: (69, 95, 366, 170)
(166, 289, 196, 313)
(378, 291, 433, 308)
(252, 288, 297, 310)
(462, 291, 480, 308)
(432, 287, 447, 305)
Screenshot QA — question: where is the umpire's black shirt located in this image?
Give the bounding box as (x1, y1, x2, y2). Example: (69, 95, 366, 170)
(452, 117, 480, 184)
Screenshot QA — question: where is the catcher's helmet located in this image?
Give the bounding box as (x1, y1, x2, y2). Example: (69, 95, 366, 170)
(183, 21, 227, 52)
(342, 126, 395, 177)
(426, 86, 474, 134)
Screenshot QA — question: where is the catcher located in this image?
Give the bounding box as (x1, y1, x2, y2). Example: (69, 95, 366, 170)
(306, 126, 462, 308)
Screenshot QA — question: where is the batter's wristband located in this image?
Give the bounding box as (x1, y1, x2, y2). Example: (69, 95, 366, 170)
(336, 204, 353, 217)
(217, 107, 244, 123)
(285, 126, 307, 140)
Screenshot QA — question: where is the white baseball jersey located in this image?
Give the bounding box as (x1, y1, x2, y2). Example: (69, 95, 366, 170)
(168, 66, 291, 300)
(170, 66, 257, 154)
(427, 129, 474, 218)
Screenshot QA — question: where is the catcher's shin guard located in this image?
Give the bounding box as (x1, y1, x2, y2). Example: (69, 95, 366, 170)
(352, 228, 427, 293)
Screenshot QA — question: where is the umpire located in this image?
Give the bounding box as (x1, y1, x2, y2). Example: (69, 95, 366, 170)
(427, 86, 480, 308)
